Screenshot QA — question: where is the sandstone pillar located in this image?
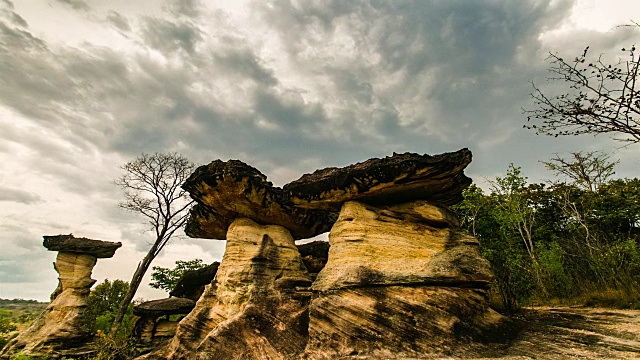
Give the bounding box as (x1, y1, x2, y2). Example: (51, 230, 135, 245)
(0, 234, 121, 358)
(304, 201, 506, 359)
(141, 218, 312, 360)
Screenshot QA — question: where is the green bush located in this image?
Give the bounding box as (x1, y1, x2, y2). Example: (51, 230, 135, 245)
(537, 241, 572, 298)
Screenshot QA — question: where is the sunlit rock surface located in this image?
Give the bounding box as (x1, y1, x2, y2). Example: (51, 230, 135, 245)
(0, 235, 121, 359)
(140, 218, 312, 360)
(304, 200, 504, 359)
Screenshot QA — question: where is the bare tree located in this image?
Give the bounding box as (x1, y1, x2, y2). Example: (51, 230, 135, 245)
(110, 153, 195, 334)
(542, 151, 618, 192)
(524, 34, 640, 143)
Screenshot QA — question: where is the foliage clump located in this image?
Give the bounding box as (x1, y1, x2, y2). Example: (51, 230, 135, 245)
(454, 154, 640, 313)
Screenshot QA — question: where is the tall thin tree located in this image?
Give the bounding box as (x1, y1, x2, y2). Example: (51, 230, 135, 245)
(110, 153, 195, 334)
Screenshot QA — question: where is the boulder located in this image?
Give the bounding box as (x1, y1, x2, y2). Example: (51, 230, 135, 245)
(133, 298, 195, 345)
(139, 218, 312, 360)
(284, 148, 472, 211)
(43, 234, 122, 258)
(1, 235, 121, 358)
(183, 160, 335, 240)
(296, 241, 330, 277)
(133, 298, 196, 317)
(169, 262, 219, 301)
(304, 200, 504, 359)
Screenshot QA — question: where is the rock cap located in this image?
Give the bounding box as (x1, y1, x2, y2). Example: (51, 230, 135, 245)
(133, 297, 196, 317)
(284, 148, 472, 211)
(43, 234, 122, 258)
(183, 160, 335, 240)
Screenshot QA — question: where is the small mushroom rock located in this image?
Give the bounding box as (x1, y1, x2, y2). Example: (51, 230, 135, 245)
(169, 262, 220, 301)
(133, 298, 196, 318)
(133, 298, 196, 344)
(296, 241, 330, 278)
(0, 235, 121, 359)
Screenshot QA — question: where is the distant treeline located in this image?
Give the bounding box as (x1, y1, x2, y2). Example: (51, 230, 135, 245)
(453, 154, 640, 313)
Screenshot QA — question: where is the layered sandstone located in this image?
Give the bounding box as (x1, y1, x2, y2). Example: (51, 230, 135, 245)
(1, 235, 121, 359)
(305, 201, 504, 359)
(141, 218, 312, 359)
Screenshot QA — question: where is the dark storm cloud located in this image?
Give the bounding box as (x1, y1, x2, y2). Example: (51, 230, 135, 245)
(0, 186, 43, 204)
(213, 48, 278, 86)
(0, 0, 27, 27)
(0, 0, 635, 192)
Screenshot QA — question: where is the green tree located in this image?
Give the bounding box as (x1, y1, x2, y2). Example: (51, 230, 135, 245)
(112, 153, 195, 334)
(150, 259, 206, 293)
(489, 164, 537, 262)
(84, 279, 130, 334)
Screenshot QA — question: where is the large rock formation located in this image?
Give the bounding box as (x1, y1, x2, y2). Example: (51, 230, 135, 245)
(183, 160, 335, 240)
(0, 235, 121, 359)
(141, 218, 312, 359)
(141, 149, 505, 359)
(304, 201, 503, 359)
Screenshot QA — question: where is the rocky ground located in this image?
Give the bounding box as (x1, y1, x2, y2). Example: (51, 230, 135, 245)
(427, 306, 640, 360)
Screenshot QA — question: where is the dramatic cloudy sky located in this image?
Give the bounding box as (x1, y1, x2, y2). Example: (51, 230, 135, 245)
(1, 0, 639, 302)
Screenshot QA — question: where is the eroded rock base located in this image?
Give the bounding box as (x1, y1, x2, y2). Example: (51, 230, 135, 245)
(1, 252, 97, 358)
(141, 218, 312, 360)
(305, 286, 504, 359)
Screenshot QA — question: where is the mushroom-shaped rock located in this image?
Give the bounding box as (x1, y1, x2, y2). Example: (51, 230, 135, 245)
(134, 298, 196, 317)
(183, 159, 335, 239)
(1, 235, 121, 359)
(284, 148, 472, 211)
(169, 262, 219, 301)
(43, 234, 122, 258)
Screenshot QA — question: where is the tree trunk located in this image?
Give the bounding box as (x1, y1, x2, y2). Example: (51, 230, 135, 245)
(110, 247, 157, 335)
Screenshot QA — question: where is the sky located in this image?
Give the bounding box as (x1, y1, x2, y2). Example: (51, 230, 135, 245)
(0, 0, 639, 302)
